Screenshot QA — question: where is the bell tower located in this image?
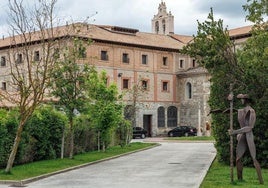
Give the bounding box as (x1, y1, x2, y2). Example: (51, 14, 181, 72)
(151, 1, 174, 35)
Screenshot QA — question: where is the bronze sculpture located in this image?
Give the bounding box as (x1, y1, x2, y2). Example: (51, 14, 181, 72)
(229, 94, 264, 184)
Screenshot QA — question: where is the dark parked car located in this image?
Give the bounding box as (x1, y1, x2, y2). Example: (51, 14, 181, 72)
(168, 126, 197, 137)
(133, 127, 147, 139)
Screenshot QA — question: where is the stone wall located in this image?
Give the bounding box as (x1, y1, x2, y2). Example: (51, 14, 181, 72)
(177, 68, 211, 134)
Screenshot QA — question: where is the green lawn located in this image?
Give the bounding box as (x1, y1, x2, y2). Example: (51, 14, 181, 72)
(0, 142, 156, 181)
(165, 136, 215, 141)
(200, 159, 268, 188)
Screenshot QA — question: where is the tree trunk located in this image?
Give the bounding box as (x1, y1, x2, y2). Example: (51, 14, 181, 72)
(102, 141, 105, 152)
(98, 131, 100, 152)
(5, 121, 24, 173)
(61, 127, 65, 159)
(69, 117, 74, 159)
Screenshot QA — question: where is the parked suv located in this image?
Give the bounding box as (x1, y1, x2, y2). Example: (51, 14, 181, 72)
(168, 126, 197, 137)
(133, 127, 147, 139)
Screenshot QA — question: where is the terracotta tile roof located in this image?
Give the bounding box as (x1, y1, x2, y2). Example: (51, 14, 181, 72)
(87, 25, 185, 50)
(169, 34, 194, 44)
(0, 23, 186, 51)
(176, 66, 208, 76)
(0, 23, 253, 51)
(168, 25, 252, 44)
(228, 25, 252, 38)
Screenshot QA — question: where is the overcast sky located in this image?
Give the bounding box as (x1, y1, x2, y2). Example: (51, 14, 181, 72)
(0, 0, 252, 37)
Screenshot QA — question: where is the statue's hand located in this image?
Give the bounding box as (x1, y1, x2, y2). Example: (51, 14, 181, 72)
(227, 94, 233, 101)
(228, 129, 233, 135)
(237, 134, 242, 141)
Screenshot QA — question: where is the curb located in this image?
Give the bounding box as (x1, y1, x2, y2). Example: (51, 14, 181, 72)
(0, 143, 160, 186)
(196, 150, 217, 187)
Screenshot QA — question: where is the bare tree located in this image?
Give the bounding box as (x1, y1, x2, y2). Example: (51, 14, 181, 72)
(125, 77, 148, 127)
(1, 0, 58, 173)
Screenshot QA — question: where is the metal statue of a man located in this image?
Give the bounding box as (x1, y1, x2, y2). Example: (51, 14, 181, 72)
(229, 94, 263, 184)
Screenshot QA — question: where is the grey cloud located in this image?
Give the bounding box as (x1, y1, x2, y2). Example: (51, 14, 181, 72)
(0, 0, 252, 36)
(193, 0, 247, 18)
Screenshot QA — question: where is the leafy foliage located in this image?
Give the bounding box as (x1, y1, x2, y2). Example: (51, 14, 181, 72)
(182, 8, 268, 167)
(4, 0, 58, 173)
(72, 114, 97, 154)
(0, 110, 18, 167)
(236, 30, 268, 166)
(24, 105, 66, 161)
(243, 0, 268, 23)
(50, 37, 93, 158)
(0, 106, 66, 167)
(87, 71, 128, 151)
(116, 119, 132, 148)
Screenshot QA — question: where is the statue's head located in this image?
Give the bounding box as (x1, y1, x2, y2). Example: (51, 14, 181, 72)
(237, 94, 250, 104)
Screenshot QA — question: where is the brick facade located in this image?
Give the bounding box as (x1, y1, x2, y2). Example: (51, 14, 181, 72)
(0, 2, 252, 136)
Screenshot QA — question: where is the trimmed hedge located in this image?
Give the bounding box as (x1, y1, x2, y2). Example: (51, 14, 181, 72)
(0, 105, 130, 168)
(23, 106, 66, 162)
(0, 106, 67, 167)
(0, 109, 18, 167)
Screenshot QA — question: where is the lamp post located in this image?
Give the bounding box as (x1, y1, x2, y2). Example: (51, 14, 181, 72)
(197, 101, 202, 136)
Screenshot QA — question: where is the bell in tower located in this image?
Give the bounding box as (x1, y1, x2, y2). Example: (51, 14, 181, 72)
(151, 1, 174, 35)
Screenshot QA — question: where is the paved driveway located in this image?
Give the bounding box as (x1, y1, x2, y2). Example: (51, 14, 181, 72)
(2, 142, 216, 188)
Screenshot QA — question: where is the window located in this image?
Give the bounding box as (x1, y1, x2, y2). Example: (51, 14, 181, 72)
(122, 79, 129, 89)
(155, 21, 159, 34)
(16, 53, 23, 64)
(192, 59, 196, 67)
(162, 19, 166, 33)
(141, 80, 148, 90)
(122, 53, 129, 63)
(1, 82, 6, 90)
(186, 82, 192, 99)
(34, 51, 40, 61)
(180, 59, 184, 68)
(157, 106, 165, 128)
(101, 50, 108, 61)
(167, 106, 177, 127)
(142, 54, 148, 65)
(1, 56, 6, 67)
(162, 81, 168, 92)
(163, 57, 168, 66)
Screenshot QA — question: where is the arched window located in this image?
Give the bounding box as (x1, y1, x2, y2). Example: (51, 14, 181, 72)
(124, 105, 134, 125)
(157, 106, 165, 128)
(167, 106, 177, 127)
(186, 82, 192, 99)
(162, 19, 166, 33)
(155, 21, 159, 33)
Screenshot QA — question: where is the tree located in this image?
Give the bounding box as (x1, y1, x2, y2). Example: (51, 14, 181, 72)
(87, 71, 125, 151)
(2, 0, 58, 173)
(182, 6, 268, 166)
(235, 23, 268, 167)
(50, 36, 92, 159)
(24, 105, 66, 161)
(124, 77, 148, 128)
(182, 9, 239, 163)
(243, 0, 268, 24)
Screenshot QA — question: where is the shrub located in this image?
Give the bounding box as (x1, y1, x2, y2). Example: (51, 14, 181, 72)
(0, 109, 19, 167)
(72, 114, 97, 154)
(23, 105, 66, 162)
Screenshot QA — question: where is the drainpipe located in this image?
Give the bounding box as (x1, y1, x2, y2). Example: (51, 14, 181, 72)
(197, 101, 202, 136)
